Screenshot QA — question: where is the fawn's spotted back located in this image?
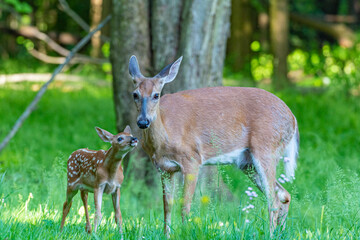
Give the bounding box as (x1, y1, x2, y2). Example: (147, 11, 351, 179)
(67, 149, 106, 186)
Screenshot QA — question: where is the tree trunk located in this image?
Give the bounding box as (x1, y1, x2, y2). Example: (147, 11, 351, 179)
(110, 0, 151, 176)
(151, 0, 183, 76)
(258, 12, 270, 52)
(101, 0, 112, 41)
(171, 0, 231, 93)
(227, 0, 255, 78)
(90, 0, 103, 57)
(110, 0, 231, 184)
(270, 0, 289, 90)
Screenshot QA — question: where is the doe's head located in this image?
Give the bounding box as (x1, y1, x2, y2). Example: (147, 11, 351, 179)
(95, 126, 138, 153)
(129, 55, 183, 129)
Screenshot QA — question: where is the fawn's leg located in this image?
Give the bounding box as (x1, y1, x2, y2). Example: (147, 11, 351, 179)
(112, 188, 122, 233)
(80, 190, 92, 233)
(93, 185, 105, 232)
(60, 188, 78, 231)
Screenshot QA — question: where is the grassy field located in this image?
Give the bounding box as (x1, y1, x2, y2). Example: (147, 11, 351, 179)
(0, 79, 359, 239)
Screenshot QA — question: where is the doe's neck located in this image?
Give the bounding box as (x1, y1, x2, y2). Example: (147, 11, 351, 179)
(142, 106, 169, 152)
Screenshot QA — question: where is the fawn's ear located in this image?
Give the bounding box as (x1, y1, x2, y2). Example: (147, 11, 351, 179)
(95, 127, 113, 142)
(155, 56, 183, 85)
(123, 125, 132, 134)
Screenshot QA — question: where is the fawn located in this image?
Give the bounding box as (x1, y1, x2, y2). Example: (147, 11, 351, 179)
(60, 126, 138, 233)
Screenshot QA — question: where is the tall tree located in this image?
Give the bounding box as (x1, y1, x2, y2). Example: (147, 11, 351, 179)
(151, 0, 231, 93)
(270, 0, 289, 90)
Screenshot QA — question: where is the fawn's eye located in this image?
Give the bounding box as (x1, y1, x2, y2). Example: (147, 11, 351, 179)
(153, 93, 159, 100)
(133, 92, 139, 100)
(117, 137, 123, 142)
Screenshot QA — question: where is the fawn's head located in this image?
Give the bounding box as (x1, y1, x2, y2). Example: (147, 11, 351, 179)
(129, 55, 183, 129)
(95, 126, 138, 153)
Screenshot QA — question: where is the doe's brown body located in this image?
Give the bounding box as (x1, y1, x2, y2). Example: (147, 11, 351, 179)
(129, 55, 299, 235)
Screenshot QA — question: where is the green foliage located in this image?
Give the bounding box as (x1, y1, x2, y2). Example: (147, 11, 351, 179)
(4, 0, 32, 13)
(226, 39, 360, 93)
(0, 80, 359, 239)
(287, 42, 360, 90)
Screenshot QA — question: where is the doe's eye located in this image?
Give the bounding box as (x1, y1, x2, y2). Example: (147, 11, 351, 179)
(117, 137, 123, 142)
(153, 93, 159, 100)
(133, 92, 139, 100)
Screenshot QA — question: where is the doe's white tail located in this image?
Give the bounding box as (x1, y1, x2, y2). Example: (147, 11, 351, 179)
(283, 122, 299, 180)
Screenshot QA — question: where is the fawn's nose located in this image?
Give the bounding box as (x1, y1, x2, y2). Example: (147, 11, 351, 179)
(130, 137, 138, 147)
(137, 119, 150, 129)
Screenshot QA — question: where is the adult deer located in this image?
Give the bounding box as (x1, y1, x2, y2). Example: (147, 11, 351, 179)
(60, 126, 138, 233)
(128, 55, 299, 234)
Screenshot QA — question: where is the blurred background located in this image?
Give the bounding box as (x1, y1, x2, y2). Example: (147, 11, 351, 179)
(0, 0, 360, 238)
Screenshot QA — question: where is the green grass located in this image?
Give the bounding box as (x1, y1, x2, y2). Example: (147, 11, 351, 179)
(0, 79, 360, 239)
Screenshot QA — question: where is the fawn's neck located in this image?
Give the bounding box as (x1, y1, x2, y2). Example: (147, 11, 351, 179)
(103, 147, 125, 176)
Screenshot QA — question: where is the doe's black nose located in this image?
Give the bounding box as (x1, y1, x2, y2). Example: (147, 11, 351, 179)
(137, 119, 150, 129)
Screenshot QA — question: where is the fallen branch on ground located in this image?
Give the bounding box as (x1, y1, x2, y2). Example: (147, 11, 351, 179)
(0, 15, 112, 154)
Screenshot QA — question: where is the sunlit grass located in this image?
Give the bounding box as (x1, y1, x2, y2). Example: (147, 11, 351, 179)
(0, 80, 359, 239)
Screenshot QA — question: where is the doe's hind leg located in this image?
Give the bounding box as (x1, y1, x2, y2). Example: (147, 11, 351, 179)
(275, 181, 291, 229)
(247, 152, 280, 234)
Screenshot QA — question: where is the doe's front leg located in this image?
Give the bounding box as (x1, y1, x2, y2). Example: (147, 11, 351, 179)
(93, 185, 105, 232)
(161, 172, 175, 237)
(181, 169, 199, 220)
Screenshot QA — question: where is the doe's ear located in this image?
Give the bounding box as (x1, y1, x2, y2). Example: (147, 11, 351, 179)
(156, 56, 183, 84)
(95, 127, 113, 142)
(129, 55, 144, 83)
(123, 125, 132, 135)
